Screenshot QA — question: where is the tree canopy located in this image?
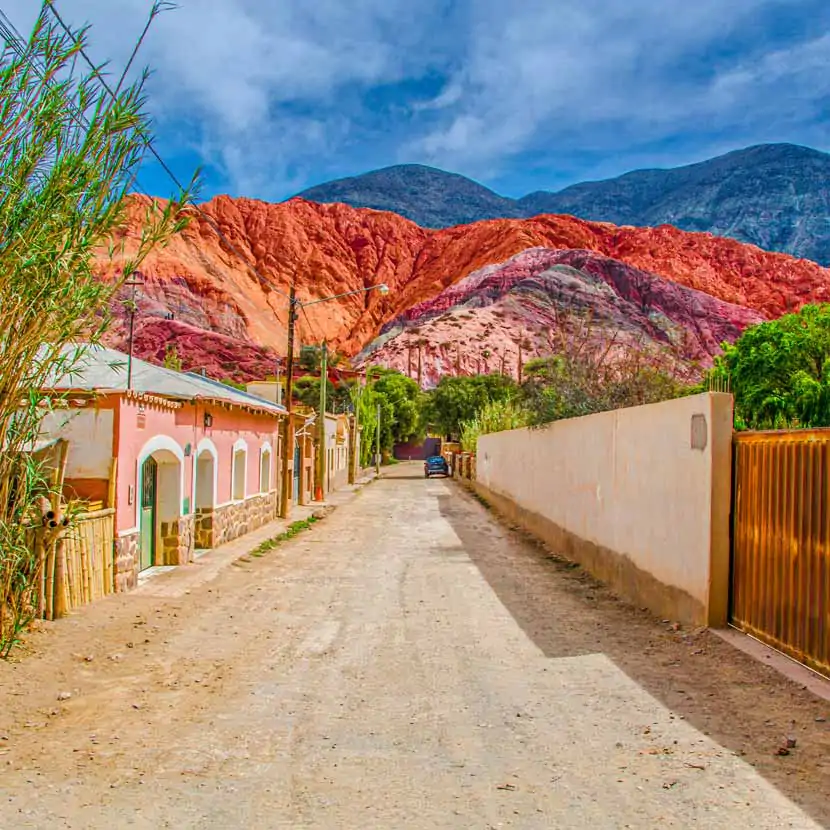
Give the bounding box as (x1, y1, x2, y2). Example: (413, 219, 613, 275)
(520, 349, 683, 427)
(352, 368, 424, 465)
(421, 374, 518, 438)
(0, 6, 194, 654)
(708, 304, 830, 429)
(293, 375, 354, 412)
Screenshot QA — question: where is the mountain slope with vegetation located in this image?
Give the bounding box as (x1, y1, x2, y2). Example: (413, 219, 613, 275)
(100, 195, 830, 382)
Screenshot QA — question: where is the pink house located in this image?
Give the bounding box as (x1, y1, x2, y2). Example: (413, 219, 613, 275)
(42, 345, 291, 591)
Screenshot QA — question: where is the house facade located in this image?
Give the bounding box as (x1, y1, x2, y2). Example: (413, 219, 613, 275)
(324, 413, 362, 493)
(41, 346, 310, 591)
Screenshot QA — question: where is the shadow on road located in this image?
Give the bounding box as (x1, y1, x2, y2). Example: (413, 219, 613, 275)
(431, 483, 830, 828)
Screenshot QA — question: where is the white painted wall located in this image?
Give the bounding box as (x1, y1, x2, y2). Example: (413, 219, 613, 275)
(39, 408, 113, 478)
(476, 393, 733, 621)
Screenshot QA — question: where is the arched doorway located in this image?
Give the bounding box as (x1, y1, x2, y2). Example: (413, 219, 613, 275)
(194, 446, 217, 551)
(139, 457, 157, 571)
(138, 443, 183, 570)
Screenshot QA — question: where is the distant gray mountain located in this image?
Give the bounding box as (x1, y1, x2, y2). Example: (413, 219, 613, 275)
(296, 164, 519, 229)
(293, 144, 830, 265)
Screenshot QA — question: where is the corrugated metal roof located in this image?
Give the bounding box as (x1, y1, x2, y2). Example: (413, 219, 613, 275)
(45, 345, 286, 415)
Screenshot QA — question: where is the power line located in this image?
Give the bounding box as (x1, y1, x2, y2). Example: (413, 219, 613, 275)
(299, 304, 326, 348)
(2, 1, 298, 368)
(24, 2, 295, 307)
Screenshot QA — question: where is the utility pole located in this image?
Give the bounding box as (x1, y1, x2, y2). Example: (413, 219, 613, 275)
(375, 402, 381, 475)
(279, 285, 297, 519)
(417, 342, 423, 387)
(124, 276, 144, 390)
(275, 358, 283, 406)
(315, 340, 328, 502)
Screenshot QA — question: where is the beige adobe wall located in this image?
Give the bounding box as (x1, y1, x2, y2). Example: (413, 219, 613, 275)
(475, 392, 733, 627)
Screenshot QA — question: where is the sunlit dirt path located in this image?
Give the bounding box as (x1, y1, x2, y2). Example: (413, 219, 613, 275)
(0, 464, 826, 828)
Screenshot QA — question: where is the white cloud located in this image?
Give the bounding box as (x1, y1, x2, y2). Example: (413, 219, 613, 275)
(2, 0, 442, 194)
(3, 0, 829, 198)
(409, 0, 830, 176)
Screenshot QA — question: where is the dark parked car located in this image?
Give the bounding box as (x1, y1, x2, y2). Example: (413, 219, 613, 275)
(424, 455, 450, 478)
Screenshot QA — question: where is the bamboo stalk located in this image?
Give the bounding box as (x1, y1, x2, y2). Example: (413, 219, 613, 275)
(90, 520, 99, 600)
(44, 538, 56, 621)
(64, 532, 74, 612)
(51, 439, 69, 514)
(76, 508, 115, 520)
(35, 530, 46, 619)
(104, 517, 113, 596)
(104, 518, 114, 595)
(92, 520, 101, 600)
(53, 538, 67, 619)
(82, 523, 91, 604)
(107, 457, 117, 509)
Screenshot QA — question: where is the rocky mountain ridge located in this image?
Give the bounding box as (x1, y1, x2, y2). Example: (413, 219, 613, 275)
(360, 248, 766, 386)
(100, 195, 830, 382)
(296, 143, 830, 264)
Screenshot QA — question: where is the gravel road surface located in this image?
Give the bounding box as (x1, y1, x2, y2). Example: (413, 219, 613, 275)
(0, 464, 827, 829)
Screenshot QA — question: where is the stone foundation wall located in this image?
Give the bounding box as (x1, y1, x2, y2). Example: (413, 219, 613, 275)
(114, 532, 139, 593)
(195, 492, 278, 550)
(160, 514, 195, 566)
(194, 507, 214, 550)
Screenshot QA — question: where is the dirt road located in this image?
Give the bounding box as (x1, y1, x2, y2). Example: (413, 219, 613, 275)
(0, 464, 828, 828)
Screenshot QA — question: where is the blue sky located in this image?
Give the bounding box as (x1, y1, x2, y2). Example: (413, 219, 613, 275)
(6, 0, 830, 202)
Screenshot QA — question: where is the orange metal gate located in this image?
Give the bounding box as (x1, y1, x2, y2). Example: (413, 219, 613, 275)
(731, 430, 830, 677)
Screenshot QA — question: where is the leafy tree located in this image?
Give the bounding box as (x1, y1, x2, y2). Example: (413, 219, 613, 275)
(459, 399, 530, 452)
(163, 343, 182, 371)
(351, 382, 394, 466)
(219, 378, 246, 392)
(707, 304, 830, 429)
(371, 370, 422, 445)
(515, 307, 688, 427)
(0, 7, 194, 654)
(298, 344, 344, 374)
(350, 368, 423, 465)
(292, 375, 354, 412)
(520, 348, 684, 426)
(422, 374, 518, 439)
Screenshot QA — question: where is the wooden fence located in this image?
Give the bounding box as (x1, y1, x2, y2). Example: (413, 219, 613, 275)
(40, 508, 115, 620)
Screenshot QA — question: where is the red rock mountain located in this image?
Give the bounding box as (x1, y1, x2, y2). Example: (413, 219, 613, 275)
(360, 248, 767, 385)
(100, 196, 830, 381)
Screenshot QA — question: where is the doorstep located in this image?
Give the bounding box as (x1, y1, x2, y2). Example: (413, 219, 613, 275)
(137, 565, 176, 586)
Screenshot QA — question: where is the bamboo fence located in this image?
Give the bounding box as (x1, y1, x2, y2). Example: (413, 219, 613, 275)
(39, 508, 115, 620)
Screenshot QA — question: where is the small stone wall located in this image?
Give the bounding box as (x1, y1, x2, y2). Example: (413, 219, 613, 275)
(194, 492, 278, 550)
(194, 507, 214, 550)
(114, 532, 139, 593)
(160, 514, 195, 566)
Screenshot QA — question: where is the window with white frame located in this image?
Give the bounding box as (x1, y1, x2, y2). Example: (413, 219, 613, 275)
(260, 445, 272, 493)
(232, 446, 247, 501)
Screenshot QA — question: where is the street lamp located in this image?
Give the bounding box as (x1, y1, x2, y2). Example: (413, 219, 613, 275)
(280, 282, 390, 518)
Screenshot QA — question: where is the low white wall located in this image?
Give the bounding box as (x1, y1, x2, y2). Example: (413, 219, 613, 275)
(476, 392, 733, 625)
(39, 407, 114, 479)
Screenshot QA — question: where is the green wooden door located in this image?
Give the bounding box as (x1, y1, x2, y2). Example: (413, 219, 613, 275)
(139, 457, 157, 571)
